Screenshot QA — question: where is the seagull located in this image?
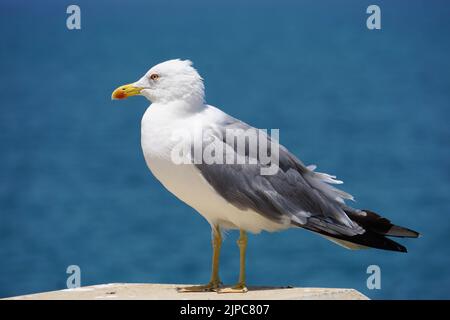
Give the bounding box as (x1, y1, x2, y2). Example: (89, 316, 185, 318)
(112, 59, 419, 293)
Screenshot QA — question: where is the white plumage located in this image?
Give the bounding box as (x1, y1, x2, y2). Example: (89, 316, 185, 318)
(141, 100, 290, 233)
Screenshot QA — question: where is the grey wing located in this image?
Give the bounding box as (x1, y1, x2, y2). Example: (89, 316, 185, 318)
(194, 116, 364, 237)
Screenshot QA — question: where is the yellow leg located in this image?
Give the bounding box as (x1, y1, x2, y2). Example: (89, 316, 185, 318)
(218, 229, 248, 293)
(177, 225, 222, 292)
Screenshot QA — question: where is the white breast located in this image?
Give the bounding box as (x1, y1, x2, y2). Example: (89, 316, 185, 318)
(140, 104, 288, 234)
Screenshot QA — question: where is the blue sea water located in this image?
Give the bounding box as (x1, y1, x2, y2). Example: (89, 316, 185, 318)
(0, 0, 449, 299)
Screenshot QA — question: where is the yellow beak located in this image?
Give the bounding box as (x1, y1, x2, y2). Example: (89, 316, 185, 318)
(111, 83, 143, 100)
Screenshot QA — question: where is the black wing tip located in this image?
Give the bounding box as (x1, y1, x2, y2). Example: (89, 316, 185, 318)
(387, 225, 420, 238)
(373, 236, 408, 253)
(393, 243, 408, 253)
(300, 224, 411, 253)
(353, 209, 420, 239)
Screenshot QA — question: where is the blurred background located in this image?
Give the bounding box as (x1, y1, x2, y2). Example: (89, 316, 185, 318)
(0, 0, 449, 299)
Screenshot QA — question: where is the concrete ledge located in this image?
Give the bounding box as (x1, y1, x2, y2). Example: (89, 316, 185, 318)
(4, 283, 369, 300)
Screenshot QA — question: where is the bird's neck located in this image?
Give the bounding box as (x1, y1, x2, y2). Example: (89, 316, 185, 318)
(151, 99, 206, 118)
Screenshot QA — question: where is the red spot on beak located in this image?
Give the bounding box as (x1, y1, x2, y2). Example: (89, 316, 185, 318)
(114, 91, 126, 99)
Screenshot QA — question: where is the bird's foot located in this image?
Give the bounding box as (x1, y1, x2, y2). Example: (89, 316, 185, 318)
(177, 280, 222, 293)
(217, 282, 248, 294)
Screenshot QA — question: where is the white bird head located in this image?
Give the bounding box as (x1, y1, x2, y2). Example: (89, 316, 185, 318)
(112, 59, 204, 104)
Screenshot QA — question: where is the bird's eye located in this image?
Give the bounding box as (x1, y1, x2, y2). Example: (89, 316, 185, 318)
(150, 74, 159, 80)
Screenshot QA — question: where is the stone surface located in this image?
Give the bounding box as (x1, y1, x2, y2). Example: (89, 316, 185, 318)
(4, 283, 369, 300)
